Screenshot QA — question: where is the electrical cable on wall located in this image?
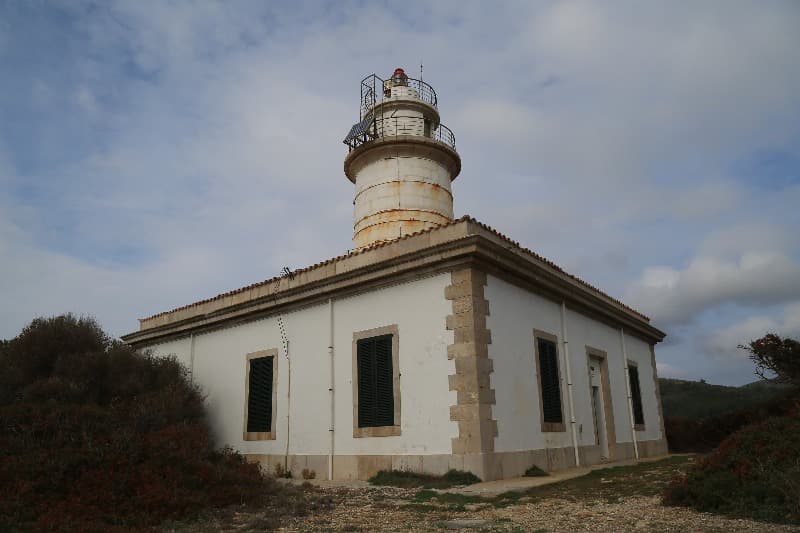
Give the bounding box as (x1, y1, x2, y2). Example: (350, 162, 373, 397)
(277, 313, 291, 475)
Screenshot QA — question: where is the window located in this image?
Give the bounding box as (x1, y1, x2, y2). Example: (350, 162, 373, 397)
(352, 325, 401, 437)
(357, 335, 394, 427)
(243, 350, 277, 440)
(534, 330, 565, 432)
(628, 363, 645, 428)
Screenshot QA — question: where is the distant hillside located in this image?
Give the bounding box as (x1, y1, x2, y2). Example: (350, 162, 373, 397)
(659, 378, 791, 420)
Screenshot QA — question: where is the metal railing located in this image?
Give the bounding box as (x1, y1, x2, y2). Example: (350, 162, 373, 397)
(344, 114, 456, 151)
(359, 74, 438, 119)
(406, 78, 437, 107)
(432, 123, 455, 148)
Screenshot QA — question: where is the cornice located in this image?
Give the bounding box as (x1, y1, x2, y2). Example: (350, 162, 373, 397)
(122, 221, 665, 347)
(343, 135, 461, 183)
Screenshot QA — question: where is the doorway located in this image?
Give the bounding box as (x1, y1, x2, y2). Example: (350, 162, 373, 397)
(586, 349, 616, 461)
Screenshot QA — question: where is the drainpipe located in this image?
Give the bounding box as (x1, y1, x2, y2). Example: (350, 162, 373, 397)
(189, 332, 195, 383)
(284, 339, 291, 474)
(620, 328, 639, 460)
(328, 298, 335, 481)
(560, 302, 580, 467)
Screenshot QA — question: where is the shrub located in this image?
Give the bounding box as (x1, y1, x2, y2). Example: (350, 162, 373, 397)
(440, 469, 481, 486)
(664, 387, 798, 453)
(0, 314, 278, 532)
(663, 400, 800, 524)
(524, 465, 548, 477)
(369, 469, 480, 489)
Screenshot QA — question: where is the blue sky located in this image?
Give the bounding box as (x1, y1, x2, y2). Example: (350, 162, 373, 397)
(1, 1, 799, 385)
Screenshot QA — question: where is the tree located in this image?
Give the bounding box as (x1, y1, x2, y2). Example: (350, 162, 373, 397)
(740, 333, 800, 387)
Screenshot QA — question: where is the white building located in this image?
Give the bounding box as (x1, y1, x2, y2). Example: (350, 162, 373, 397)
(123, 68, 667, 481)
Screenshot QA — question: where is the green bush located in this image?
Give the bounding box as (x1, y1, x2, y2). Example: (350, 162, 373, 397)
(0, 315, 278, 532)
(663, 401, 800, 524)
(369, 469, 480, 489)
(524, 465, 548, 477)
(440, 469, 481, 486)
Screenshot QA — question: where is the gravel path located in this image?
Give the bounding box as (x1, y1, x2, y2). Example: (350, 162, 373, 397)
(169, 457, 798, 532)
(276, 486, 799, 532)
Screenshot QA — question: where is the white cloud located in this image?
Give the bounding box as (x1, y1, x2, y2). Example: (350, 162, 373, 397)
(656, 361, 688, 379)
(627, 218, 800, 327)
(638, 266, 680, 291)
(0, 202, 230, 337)
(1, 1, 799, 389)
(704, 303, 800, 361)
(671, 181, 745, 219)
(629, 250, 800, 327)
(74, 85, 98, 117)
(700, 222, 800, 260)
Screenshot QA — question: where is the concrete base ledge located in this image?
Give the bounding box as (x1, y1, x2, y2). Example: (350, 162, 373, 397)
(245, 437, 668, 482)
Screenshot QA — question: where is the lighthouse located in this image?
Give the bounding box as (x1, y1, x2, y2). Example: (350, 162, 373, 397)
(126, 66, 669, 484)
(343, 68, 461, 248)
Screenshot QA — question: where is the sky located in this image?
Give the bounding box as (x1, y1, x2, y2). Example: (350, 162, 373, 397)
(1, 1, 799, 385)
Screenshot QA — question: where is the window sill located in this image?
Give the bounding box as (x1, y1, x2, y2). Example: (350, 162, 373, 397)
(243, 431, 276, 441)
(541, 422, 566, 433)
(353, 425, 401, 438)
(634, 424, 646, 431)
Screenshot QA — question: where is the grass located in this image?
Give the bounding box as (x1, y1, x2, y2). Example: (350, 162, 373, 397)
(399, 502, 439, 513)
(507, 455, 695, 504)
(429, 518, 529, 533)
(397, 455, 697, 513)
(400, 489, 485, 512)
(413, 489, 483, 505)
(369, 469, 481, 489)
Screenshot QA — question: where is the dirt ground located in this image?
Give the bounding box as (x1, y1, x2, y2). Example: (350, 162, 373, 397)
(275, 490, 796, 532)
(167, 456, 799, 532)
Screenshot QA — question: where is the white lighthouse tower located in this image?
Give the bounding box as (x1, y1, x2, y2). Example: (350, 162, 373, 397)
(343, 68, 461, 248)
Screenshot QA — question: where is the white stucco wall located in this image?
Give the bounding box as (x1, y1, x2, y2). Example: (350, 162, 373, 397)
(146, 272, 457, 458)
(486, 277, 569, 452)
(142, 269, 661, 467)
(622, 334, 663, 442)
(145, 336, 191, 369)
(485, 275, 663, 454)
(562, 309, 627, 447)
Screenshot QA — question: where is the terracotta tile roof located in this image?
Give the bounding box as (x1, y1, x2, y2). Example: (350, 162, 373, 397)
(140, 215, 649, 323)
(462, 217, 649, 321)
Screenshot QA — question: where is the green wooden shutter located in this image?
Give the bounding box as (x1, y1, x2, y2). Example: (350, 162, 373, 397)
(357, 334, 394, 428)
(629, 365, 645, 426)
(374, 335, 394, 426)
(357, 337, 376, 427)
(247, 356, 273, 432)
(538, 338, 563, 424)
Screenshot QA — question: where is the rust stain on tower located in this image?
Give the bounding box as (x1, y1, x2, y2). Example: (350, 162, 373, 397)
(343, 67, 461, 248)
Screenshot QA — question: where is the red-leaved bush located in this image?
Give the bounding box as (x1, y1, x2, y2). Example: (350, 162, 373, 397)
(0, 315, 275, 532)
(663, 399, 800, 524)
(664, 387, 798, 453)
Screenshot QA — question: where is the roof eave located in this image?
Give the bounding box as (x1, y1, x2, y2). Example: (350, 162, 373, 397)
(122, 226, 665, 347)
